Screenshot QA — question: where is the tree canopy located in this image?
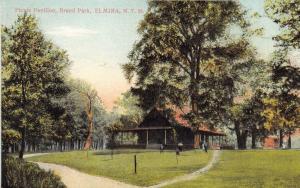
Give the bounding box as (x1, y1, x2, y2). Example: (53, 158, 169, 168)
(2, 14, 71, 158)
(122, 1, 262, 148)
(265, 0, 300, 48)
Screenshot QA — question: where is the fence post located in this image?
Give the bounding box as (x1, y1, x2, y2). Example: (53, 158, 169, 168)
(134, 155, 137, 174)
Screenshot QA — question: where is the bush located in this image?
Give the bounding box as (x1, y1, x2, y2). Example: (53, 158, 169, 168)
(2, 156, 66, 188)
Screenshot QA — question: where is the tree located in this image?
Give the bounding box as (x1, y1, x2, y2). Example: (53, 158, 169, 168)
(264, 0, 300, 148)
(1, 129, 21, 154)
(229, 57, 273, 149)
(265, 0, 300, 48)
(1, 14, 70, 158)
(123, 1, 252, 126)
(244, 91, 266, 149)
(68, 79, 102, 150)
(262, 97, 299, 148)
(113, 91, 144, 127)
(261, 49, 300, 148)
(122, 1, 270, 149)
(47, 100, 74, 152)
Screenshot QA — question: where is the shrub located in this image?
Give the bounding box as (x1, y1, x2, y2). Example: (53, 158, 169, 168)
(2, 156, 66, 188)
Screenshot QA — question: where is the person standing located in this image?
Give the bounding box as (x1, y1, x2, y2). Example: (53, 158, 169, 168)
(176, 147, 180, 155)
(203, 140, 208, 153)
(178, 142, 183, 152)
(160, 144, 164, 153)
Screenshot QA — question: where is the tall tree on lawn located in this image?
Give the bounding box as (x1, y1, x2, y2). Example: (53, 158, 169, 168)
(69, 79, 101, 150)
(123, 1, 261, 149)
(1, 13, 71, 158)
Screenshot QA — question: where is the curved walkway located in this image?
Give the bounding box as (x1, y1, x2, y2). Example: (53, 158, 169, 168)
(147, 150, 222, 188)
(24, 153, 138, 188)
(24, 150, 222, 188)
(36, 162, 139, 188)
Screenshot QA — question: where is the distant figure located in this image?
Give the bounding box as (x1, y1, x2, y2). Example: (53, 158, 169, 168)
(178, 142, 183, 152)
(176, 147, 180, 155)
(160, 144, 164, 153)
(282, 142, 286, 149)
(200, 141, 203, 149)
(203, 140, 208, 153)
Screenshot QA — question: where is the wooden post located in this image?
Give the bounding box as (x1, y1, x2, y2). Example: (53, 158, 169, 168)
(134, 155, 137, 174)
(164, 129, 167, 145)
(146, 130, 149, 146)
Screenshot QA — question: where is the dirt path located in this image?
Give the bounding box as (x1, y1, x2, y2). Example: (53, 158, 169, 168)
(36, 162, 139, 188)
(24, 150, 221, 188)
(147, 150, 222, 188)
(24, 153, 139, 188)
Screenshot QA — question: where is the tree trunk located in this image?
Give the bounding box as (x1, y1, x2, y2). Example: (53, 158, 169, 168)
(102, 137, 105, 149)
(19, 69, 27, 159)
(60, 141, 63, 152)
(84, 97, 94, 150)
(84, 121, 93, 150)
(27, 144, 31, 153)
(11, 144, 15, 153)
(279, 129, 283, 148)
(288, 133, 292, 149)
(71, 140, 74, 150)
(189, 77, 198, 117)
(19, 128, 26, 159)
(235, 122, 248, 149)
(251, 128, 256, 149)
(33, 142, 36, 152)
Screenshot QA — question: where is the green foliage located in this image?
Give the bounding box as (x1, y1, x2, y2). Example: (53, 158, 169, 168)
(113, 91, 144, 127)
(265, 0, 300, 48)
(104, 91, 145, 147)
(261, 48, 300, 135)
(65, 78, 107, 149)
(2, 156, 66, 188)
(2, 129, 21, 152)
(262, 97, 299, 131)
(123, 1, 256, 128)
(1, 13, 71, 157)
(270, 49, 300, 93)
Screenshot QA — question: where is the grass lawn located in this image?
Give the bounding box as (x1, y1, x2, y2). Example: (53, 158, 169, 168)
(27, 149, 212, 186)
(165, 150, 300, 188)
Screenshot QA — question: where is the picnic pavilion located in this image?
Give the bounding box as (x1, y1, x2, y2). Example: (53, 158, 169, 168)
(112, 108, 226, 149)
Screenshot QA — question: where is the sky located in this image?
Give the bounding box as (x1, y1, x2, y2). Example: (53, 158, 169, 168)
(1, 0, 298, 110)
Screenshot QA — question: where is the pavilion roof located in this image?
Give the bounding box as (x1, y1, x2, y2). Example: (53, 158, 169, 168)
(114, 107, 226, 136)
(113, 126, 173, 132)
(174, 107, 226, 136)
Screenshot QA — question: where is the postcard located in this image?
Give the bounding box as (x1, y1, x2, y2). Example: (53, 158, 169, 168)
(1, 0, 299, 187)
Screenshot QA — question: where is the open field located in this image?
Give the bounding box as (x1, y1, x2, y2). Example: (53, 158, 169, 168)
(165, 150, 300, 188)
(27, 149, 212, 186)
